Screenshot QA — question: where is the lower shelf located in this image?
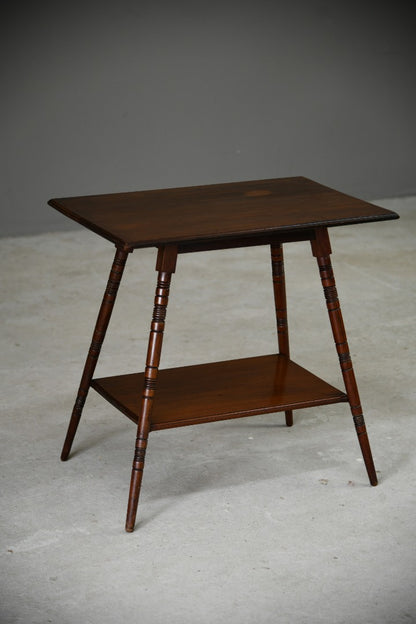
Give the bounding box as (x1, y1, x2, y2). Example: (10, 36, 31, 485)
(91, 355, 348, 431)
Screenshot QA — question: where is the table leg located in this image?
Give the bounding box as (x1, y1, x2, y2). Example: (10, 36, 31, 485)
(125, 245, 178, 532)
(61, 247, 129, 461)
(271, 243, 293, 427)
(311, 228, 378, 486)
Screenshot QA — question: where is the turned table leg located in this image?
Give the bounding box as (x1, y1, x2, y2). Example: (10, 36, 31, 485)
(61, 247, 129, 461)
(311, 228, 378, 486)
(125, 245, 178, 532)
(271, 243, 293, 427)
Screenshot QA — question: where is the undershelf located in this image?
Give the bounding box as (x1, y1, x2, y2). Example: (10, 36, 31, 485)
(91, 355, 347, 431)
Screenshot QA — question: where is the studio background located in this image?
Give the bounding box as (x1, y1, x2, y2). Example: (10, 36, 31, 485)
(2, 0, 415, 237)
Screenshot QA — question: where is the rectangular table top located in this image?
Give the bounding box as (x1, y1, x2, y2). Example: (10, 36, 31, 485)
(49, 177, 399, 249)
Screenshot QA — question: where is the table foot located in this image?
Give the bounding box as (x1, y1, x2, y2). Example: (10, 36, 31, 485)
(61, 248, 129, 461)
(126, 432, 149, 532)
(285, 411, 294, 427)
(311, 228, 378, 486)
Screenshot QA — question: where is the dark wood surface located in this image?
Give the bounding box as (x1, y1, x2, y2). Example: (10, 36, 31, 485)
(49, 177, 398, 249)
(311, 227, 378, 485)
(91, 355, 348, 431)
(60, 248, 129, 461)
(271, 243, 293, 427)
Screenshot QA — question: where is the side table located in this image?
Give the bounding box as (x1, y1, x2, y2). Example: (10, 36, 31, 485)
(49, 177, 399, 532)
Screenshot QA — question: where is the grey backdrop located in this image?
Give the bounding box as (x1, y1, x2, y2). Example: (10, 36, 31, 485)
(2, 1, 415, 237)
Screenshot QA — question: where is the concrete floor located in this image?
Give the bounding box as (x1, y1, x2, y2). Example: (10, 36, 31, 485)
(1, 197, 415, 624)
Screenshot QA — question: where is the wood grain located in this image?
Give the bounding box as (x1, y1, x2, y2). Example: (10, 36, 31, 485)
(91, 355, 348, 430)
(49, 177, 398, 249)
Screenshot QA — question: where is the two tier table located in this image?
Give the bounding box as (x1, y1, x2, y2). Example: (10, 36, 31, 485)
(49, 176, 399, 532)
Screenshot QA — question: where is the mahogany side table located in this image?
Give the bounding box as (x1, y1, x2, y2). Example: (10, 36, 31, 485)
(49, 177, 399, 532)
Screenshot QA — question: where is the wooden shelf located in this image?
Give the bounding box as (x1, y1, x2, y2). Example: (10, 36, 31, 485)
(91, 355, 347, 431)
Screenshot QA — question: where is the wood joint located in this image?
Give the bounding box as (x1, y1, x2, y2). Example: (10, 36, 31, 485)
(156, 245, 178, 273)
(311, 227, 332, 257)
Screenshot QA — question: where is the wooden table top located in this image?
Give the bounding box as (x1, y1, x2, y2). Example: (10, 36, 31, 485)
(49, 177, 399, 249)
